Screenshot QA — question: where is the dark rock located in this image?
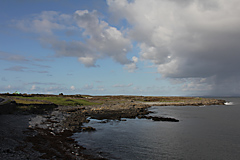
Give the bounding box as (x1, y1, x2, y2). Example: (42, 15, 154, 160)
(0, 101, 17, 114)
(82, 126, 96, 132)
(142, 116, 179, 122)
(151, 116, 179, 122)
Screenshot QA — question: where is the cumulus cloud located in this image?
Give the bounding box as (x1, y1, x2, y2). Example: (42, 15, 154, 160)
(107, 0, 240, 96)
(14, 10, 132, 67)
(70, 85, 75, 91)
(46, 86, 66, 93)
(124, 56, 138, 72)
(14, 11, 73, 35)
(6, 85, 11, 89)
(97, 85, 105, 90)
(1, 84, 22, 92)
(82, 84, 94, 90)
(78, 57, 97, 67)
(31, 85, 36, 90)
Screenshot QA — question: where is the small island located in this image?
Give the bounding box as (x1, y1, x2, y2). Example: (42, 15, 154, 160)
(0, 93, 225, 159)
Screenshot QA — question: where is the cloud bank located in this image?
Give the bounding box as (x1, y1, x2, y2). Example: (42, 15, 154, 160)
(107, 0, 240, 96)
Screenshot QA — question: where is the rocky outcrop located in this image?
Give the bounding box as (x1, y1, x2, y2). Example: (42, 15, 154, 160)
(89, 107, 150, 120)
(138, 115, 179, 122)
(0, 100, 17, 114)
(59, 102, 180, 132)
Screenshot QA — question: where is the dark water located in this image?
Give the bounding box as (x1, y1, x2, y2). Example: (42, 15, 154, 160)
(72, 98, 240, 160)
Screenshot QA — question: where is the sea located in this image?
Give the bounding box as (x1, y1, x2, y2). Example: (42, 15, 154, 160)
(72, 98, 240, 160)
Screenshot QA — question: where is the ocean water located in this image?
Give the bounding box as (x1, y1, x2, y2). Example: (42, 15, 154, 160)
(72, 98, 240, 160)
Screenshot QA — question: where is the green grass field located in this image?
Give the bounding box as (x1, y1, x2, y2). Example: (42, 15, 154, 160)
(11, 96, 99, 106)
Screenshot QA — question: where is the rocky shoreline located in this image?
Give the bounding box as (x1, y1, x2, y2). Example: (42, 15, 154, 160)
(0, 96, 226, 159)
(26, 102, 180, 159)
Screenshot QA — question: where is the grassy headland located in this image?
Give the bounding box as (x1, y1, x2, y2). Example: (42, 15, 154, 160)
(0, 93, 225, 113)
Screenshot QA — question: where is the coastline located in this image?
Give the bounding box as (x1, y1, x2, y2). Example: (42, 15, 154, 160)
(0, 95, 226, 159)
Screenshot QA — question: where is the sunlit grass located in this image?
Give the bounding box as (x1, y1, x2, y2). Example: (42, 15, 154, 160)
(11, 96, 99, 106)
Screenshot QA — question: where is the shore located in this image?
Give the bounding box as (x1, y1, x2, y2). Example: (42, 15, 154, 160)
(0, 95, 226, 159)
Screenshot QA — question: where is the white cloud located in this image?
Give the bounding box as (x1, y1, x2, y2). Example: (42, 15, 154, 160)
(15, 11, 73, 35)
(70, 85, 75, 91)
(108, 0, 240, 96)
(96, 85, 106, 91)
(7, 85, 11, 89)
(74, 10, 132, 65)
(14, 10, 132, 67)
(46, 86, 66, 93)
(78, 57, 97, 67)
(82, 84, 94, 90)
(31, 85, 36, 90)
(1, 85, 23, 93)
(124, 56, 138, 72)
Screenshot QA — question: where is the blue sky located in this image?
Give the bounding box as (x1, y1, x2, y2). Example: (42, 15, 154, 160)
(1, 0, 240, 96)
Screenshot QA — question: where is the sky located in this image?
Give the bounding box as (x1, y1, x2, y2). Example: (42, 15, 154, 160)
(1, 0, 240, 96)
